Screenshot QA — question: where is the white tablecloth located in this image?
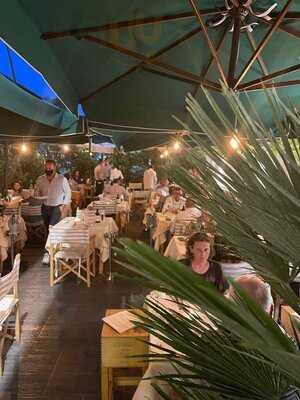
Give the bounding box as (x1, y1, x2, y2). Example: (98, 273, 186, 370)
(152, 213, 176, 251)
(164, 236, 187, 260)
(46, 217, 118, 263)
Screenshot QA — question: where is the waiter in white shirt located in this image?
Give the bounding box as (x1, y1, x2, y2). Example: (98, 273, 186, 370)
(35, 160, 71, 230)
(94, 160, 106, 195)
(143, 166, 157, 191)
(110, 164, 124, 182)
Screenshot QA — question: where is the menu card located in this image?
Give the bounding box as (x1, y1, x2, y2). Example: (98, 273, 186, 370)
(102, 310, 139, 333)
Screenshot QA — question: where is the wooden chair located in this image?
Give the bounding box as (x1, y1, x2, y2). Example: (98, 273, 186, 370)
(0, 254, 21, 375)
(20, 204, 46, 240)
(49, 226, 95, 287)
(128, 182, 143, 190)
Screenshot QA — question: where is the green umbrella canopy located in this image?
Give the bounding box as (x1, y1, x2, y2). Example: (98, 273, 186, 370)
(0, 72, 78, 138)
(2, 0, 300, 149)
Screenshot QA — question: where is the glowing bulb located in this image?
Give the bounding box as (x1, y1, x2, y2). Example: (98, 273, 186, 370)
(63, 144, 70, 153)
(173, 140, 180, 151)
(21, 143, 28, 153)
(164, 150, 169, 157)
(160, 154, 164, 159)
(89, 151, 93, 156)
(229, 137, 240, 151)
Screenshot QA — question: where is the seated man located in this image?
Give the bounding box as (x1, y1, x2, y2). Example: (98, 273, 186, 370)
(176, 198, 201, 221)
(162, 186, 185, 214)
(156, 178, 169, 197)
(103, 178, 128, 199)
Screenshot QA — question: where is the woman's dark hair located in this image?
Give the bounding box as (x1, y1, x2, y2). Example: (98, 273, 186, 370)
(187, 232, 214, 259)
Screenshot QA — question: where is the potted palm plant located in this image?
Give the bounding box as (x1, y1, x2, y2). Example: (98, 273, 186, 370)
(116, 87, 300, 400)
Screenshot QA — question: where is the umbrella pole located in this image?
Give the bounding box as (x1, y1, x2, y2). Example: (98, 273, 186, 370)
(2, 142, 9, 193)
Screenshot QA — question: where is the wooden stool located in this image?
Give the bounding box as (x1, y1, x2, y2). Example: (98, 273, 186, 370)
(101, 309, 149, 400)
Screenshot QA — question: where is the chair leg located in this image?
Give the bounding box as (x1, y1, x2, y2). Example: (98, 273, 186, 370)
(15, 304, 21, 342)
(0, 320, 9, 376)
(86, 257, 91, 288)
(50, 251, 54, 287)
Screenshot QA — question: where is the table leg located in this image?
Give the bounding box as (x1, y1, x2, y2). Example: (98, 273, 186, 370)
(101, 367, 113, 400)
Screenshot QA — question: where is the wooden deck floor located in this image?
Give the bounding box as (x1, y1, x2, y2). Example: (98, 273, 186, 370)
(0, 216, 148, 400)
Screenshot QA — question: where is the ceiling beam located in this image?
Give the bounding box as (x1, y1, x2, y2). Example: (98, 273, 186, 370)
(80, 25, 204, 102)
(84, 35, 207, 85)
(188, 0, 228, 87)
(238, 63, 300, 91)
(41, 8, 225, 40)
(234, 0, 295, 89)
(228, 12, 240, 88)
(245, 80, 300, 91)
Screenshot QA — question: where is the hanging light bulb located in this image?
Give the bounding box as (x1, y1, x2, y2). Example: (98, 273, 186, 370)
(164, 150, 169, 157)
(63, 144, 70, 153)
(173, 140, 180, 151)
(89, 151, 93, 156)
(20, 143, 28, 153)
(160, 153, 164, 159)
(229, 137, 240, 151)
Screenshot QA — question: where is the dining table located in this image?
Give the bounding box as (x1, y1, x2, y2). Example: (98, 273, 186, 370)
(164, 236, 188, 260)
(152, 212, 176, 251)
(45, 216, 119, 264)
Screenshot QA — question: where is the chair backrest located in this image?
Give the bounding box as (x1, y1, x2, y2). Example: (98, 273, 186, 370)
(220, 261, 254, 280)
(0, 254, 20, 299)
(173, 221, 189, 236)
(4, 206, 20, 217)
(49, 226, 89, 246)
(93, 200, 117, 215)
(128, 182, 143, 190)
(21, 204, 43, 224)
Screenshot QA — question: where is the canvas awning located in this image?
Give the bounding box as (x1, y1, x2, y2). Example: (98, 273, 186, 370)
(1, 1, 300, 149)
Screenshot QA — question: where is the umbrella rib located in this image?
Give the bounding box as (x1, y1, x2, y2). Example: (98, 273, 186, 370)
(243, 80, 300, 91)
(80, 64, 140, 103)
(237, 63, 300, 91)
(191, 24, 229, 99)
(245, 31, 269, 77)
(40, 8, 225, 40)
(234, 0, 295, 89)
(257, 17, 300, 39)
(142, 66, 221, 92)
(188, 0, 228, 87)
(80, 25, 206, 102)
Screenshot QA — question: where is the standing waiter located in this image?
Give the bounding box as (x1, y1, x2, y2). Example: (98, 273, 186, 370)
(94, 159, 106, 195)
(35, 159, 71, 264)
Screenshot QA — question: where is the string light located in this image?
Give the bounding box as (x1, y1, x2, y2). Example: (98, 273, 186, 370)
(229, 137, 240, 151)
(89, 151, 93, 156)
(164, 150, 169, 157)
(160, 154, 164, 159)
(173, 140, 180, 151)
(20, 143, 28, 154)
(63, 144, 70, 153)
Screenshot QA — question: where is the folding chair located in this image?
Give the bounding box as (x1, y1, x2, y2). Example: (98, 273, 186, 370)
(0, 254, 21, 375)
(20, 204, 46, 240)
(172, 221, 189, 236)
(49, 226, 95, 287)
(128, 182, 143, 190)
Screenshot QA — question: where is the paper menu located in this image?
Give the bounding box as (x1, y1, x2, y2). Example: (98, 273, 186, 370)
(102, 310, 139, 333)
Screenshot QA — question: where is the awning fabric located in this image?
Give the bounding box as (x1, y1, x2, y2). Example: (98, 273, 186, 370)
(1, 1, 300, 149)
